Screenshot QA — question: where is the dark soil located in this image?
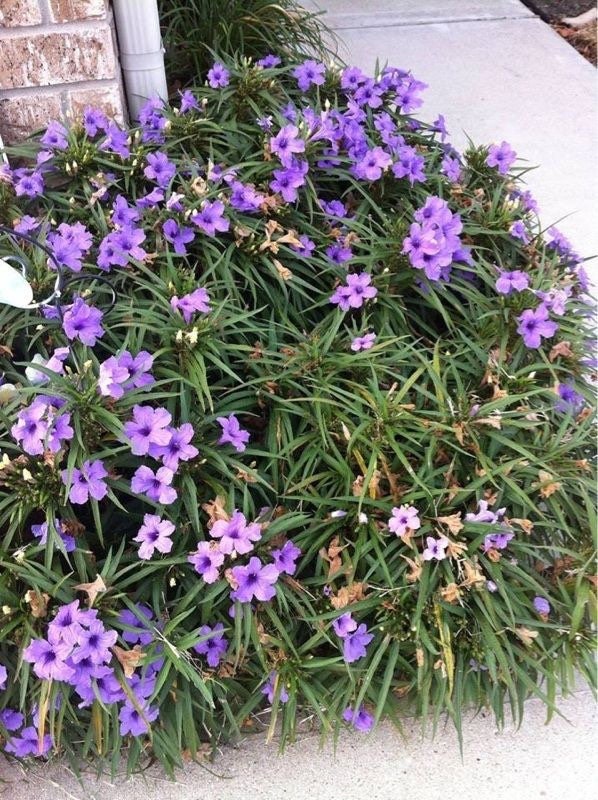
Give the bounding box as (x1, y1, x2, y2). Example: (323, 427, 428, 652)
(520, 1, 595, 20)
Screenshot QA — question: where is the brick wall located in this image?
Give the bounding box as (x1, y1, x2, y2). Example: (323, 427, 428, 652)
(0, 0, 125, 144)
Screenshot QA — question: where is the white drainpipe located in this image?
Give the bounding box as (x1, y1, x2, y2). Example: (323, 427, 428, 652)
(112, 0, 169, 121)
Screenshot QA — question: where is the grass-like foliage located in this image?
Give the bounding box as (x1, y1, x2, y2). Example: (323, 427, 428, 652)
(159, 0, 336, 84)
(0, 55, 595, 776)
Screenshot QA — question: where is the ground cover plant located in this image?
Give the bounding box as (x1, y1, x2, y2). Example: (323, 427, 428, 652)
(0, 55, 596, 775)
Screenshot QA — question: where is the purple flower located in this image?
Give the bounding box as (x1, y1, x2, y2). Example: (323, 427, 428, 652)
(118, 605, 154, 646)
(62, 459, 109, 504)
(25, 347, 69, 386)
(119, 702, 159, 737)
(179, 89, 199, 113)
(5, 726, 53, 758)
(533, 596, 551, 615)
(350, 332, 377, 352)
(131, 465, 177, 504)
(193, 623, 228, 668)
(188, 541, 225, 583)
(14, 214, 41, 234)
(120, 350, 154, 391)
(23, 638, 74, 681)
(482, 530, 514, 552)
(261, 671, 289, 704)
(343, 624, 373, 663)
(271, 540, 301, 575)
(207, 62, 230, 88)
(422, 535, 449, 561)
(293, 60, 326, 91)
(0, 664, 7, 690)
(191, 200, 230, 236)
(217, 414, 250, 452)
(354, 80, 383, 109)
(50, 600, 92, 645)
(517, 306, 558, 348)
(486, 141, 517, 175)
(15, 171, 44, 198)
(133, 514, 175, 559)
(230, 556, 279, 603)
(535, 287, 571, 317)
(229, 181, 263, 213)
(257, 54, 281, 68)
(210, 511, 262, 556)
(555, 382, 585, 414)
(495, 270, 529, 295)
(466, 499, 505, 524)
(270, 163, 307, 202)
(41, 120, 68, 150)
(11, 402, 48, 455)
(98, 356, 130, 399)
(31, 519, 76, 553)
(291, 234, 316, 257)
(124, 404, 172, 456)
(510, 220, 530, 244)
(333, 612, 357, 638)
(100, 123, 131, 159)
(354, 147, 392, 181)
(270, 124, 305, 166)
(343, 705, 374, 732)
(71, 620, 117, 665)
(0, 708, 24, 731)
(83, 106, 107, 137)
(341, 66, 367, 91)
(392, 145, 426, 185)
(170, 287, 212, 323)
(144, 151, 176, 187)
(388, 504, 421, 537)
(441, 154, 462, 182)
(330, 272, 377, 312)
(62, 298, 104, 346)
(326, 242, 353, 264)
(149, 423, 198, 471)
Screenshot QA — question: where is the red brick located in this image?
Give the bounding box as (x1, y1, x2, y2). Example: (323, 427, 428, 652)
(68, 83, 124, 124)
(0, 27, 116, 89)
(0, 0, 42, 27)
(0, 93, 63, 144)
(48, 0, 106, 23)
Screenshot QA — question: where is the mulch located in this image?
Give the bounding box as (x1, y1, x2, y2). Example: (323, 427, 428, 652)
(520, 1, 597, 65)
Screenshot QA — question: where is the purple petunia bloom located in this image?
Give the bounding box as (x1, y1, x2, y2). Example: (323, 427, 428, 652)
(210, 511, 262, 556)
(124, 405, 172, 456)
(555, 382, 585, 414)
(482, 530, 514, 552)
(533, 596, 551, 615)
(354, 147, 392, 181)
(422, 535, 449, 561)
(5, 726, 53, 758)
(392, 145, 426, 185)
(230, 557, 279, 603)
(100, 123, 131, 159)
(495, 269, 530, 295)
(119, 702, 159, 737)
(388, 504, 421, 537)
(0, 664, 7, 690)
(441, 154, 462, 182)
(191, 200, 230, 236)
(188, 541, 225, 583)
(62, 298, 104, 346)
(118, 605, 155, 646)
(486, 141, 517, 175)
(133, 514, 175, 559)
(350, 332, 377, 352)
(131, 465, 177, 505)
(510, 220, 530, 244)
(330, 272, 378, 312)
(271, 540, 302, 575)
(15, 171, 44, 198)
(217, 413, 250, 452)
(257, 54, 281, 68)
(41, 120, 68, 149)
(261, 671, 289, 704)
(149, 423, 198, 471)
(270, 125, 305, 166)
(333, 612, 357, 638)
(71, 620, 117, 665)
(516, 306, 558, 349)
(119, 350, 154, 391)
(0, 708, 24, 731)
(291, 234, 316, 257)
(293, 59, 326, 91)
(144, 151, 176, 187)
(343, 705, 374, 732)
(193, 623, 228, 668)
(23, 638, 74, 681)
(98, 356, 130, 399)
(207, 63, 230, 88)
(270, 163, 308, 202)
(466, 499, 505, 525)
(83, 106, 107, 137)
(11, 402, 48, 455)
(229, 180, 263, 213)
(341, 65, 367, 91)
(343, 624, 373, 663)
(179, 89, 199, 113)
(62, 459, 109, 504)
(170, 287, 212, 323)
(31, 519, 76, 553)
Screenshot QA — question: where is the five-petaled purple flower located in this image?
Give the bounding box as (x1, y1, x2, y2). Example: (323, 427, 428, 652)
(207, 63, 230, 89)
(133, 514, 175, 559)
(271, 540, 302, 575)
(217, 414, 250, 452)
(293, 60, 326, 91)
(270, 125, 305, 166)
(330, 272, 378, 312)
(188, 541, 225, 583)
(170, 287, 211, 322)
(261, 671, 289, 703)
(62, 459, 108, 504)
(486, 141, 517, 175)
(191, 200, 230, 236)
(124, 404, 172, 456)
(193, 623, 228, 667)
(144, 151, 176, 187)
(131, 465, 177, 504)
(343, 705, 374, 732)
(210, 510, 262, 556)
(62, 298, 104, 346)
(342, 624, 373, 663)
(230, 557, 279, 603)
(422, 535, 449, 561)
(388, 504, 421, 537)
(517, 306, 558, 349)
(495, 269, 529, 295)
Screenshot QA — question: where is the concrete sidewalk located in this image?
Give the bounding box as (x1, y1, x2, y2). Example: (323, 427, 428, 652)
(309, 0, 598, 257)
(1, 687, 596, 800)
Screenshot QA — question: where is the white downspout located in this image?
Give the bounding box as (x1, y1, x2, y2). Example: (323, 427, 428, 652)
(112, 0, 169, 121)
